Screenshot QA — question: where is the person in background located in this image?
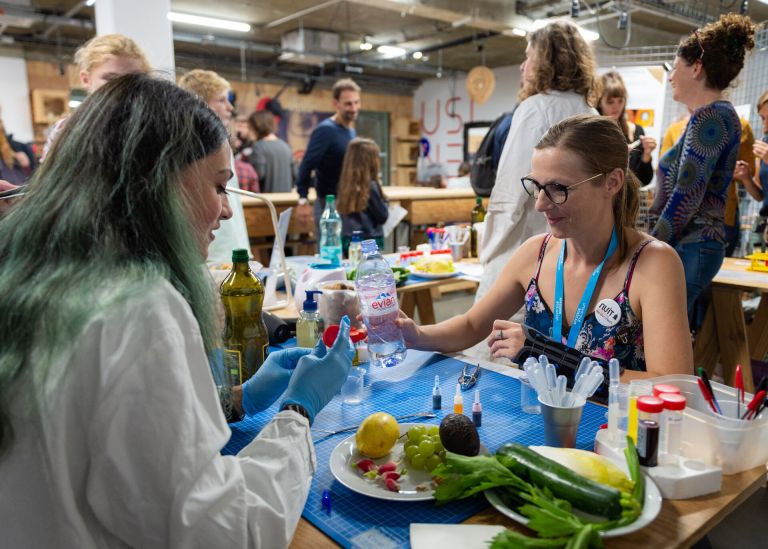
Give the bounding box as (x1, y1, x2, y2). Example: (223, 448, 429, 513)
(477, 20, 598, 311)
(248, 110, 295, 193)
(0, 118, 29, 184)
(596, 70, 656, 186)
(397, 115, 691, 380)
(651, 13, 755, 329)
(336, 137, 388, 251)
(41, 33, 151, 160)
(0, 106, 36, 175)
(445, 161, 472, 189)
(178, 69, 252, 263)
(733, 90, 768, 215)
(295, 78, 360, 233)
(0, 74, 354, 548)
(232, 114, 255, 159)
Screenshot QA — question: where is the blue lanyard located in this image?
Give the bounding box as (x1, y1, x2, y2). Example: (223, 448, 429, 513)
(552, 228, 618, 347)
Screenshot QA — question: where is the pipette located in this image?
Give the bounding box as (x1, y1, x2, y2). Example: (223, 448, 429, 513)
(607, 358, 620, 444)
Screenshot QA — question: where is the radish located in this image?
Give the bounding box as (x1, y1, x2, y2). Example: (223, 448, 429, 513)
(355, 459, 376, 473)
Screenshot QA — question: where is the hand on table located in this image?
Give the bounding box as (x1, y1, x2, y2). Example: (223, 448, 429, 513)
(486, 319, 525, 361)
(281, 316, 355, 423)
(296, 202, 313, 226)
(240, 347, 313, 415)
(754, 141, 768, 162)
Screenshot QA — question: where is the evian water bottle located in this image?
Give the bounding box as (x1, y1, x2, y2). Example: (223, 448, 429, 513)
(355, 239, 407, 368)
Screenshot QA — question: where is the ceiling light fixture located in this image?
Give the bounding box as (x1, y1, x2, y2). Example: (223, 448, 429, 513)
(570, 0, 580, 18)
(377, 44, 406, 57)
(359, 36, 373, 51)
(412, 51, 423, 60)
(167, 12, 251, 33)
(617, 11, 628, 30)
(579, 28, 599, 42)
(85, 0, 96, 6)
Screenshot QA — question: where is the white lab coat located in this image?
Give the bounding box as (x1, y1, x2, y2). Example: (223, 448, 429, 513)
(477, 90, 597, 305)
(207, 152, 253, 263)
(0, 280, 314, 548)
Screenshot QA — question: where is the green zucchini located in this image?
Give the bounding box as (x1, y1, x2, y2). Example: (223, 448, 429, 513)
(496, 443, 624, 520)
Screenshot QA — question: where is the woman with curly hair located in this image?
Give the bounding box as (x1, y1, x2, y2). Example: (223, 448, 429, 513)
(476, 20, 598, 324)
(651, 13, 756, 328)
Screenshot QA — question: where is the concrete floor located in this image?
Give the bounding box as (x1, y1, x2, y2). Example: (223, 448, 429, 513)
(431, 290, 768, 548)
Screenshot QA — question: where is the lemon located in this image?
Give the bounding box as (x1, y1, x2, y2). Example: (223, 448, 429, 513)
(355, 412, 400, 458)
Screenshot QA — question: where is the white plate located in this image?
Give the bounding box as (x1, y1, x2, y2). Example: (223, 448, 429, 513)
(329, 423, 440, 501)
(485, 473, 662, 538)
(408, 268, 459, 280)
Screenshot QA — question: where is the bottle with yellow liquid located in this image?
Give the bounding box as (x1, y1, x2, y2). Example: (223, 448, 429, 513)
(470, 197, 486, 258)
(220, 248, 269, 387)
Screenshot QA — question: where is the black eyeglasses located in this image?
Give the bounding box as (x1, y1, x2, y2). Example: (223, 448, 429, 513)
(521, 173, 604, 205)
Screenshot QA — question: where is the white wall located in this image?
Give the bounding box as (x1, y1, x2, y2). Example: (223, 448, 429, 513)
(0, 55, 33, 143)
(413, 64, 667, 180)
(413, 65, 521, 175)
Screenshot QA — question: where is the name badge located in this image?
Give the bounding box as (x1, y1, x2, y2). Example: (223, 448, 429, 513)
(595, 298, 621, 327)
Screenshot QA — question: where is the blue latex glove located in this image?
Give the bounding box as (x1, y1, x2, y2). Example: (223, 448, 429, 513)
(281, 316, 355, 423)
(241, 347, 313, 416)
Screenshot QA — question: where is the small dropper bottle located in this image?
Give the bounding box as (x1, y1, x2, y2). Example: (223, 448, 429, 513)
(432, 375, 442, 410)
(472, 389, 482, 427)
(453, 383, 463, 414)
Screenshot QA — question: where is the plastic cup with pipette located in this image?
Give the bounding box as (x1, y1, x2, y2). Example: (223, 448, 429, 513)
(607, 358, 621, 445)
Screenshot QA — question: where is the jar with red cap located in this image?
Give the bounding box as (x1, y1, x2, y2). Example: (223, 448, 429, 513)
(659, 393, 686, 464)
(636, 396, 664, 467)
(652, 383, 681, 398)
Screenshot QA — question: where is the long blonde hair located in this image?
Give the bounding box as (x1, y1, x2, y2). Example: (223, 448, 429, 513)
(337, 138, 381, 214)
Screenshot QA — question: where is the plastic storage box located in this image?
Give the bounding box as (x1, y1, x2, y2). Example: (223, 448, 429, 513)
(650, 374, 768, 474)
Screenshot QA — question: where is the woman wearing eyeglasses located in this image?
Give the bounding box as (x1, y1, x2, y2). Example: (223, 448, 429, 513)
(397, 115, 692, 379)
(651, 14, 755, 330)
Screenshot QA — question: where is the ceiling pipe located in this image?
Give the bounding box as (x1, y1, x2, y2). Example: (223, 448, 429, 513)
(41, 0, 89, 39)
(0, 2, 94, 30)
(263, 0, 343, 29)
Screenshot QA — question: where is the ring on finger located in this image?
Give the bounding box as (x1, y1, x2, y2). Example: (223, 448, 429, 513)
(497, 329, 504, 340)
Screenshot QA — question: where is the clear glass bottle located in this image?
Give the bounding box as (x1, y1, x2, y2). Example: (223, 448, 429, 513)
(220, 249, 269, 387)
(348, 230, 363, 266)
(296, 290, 322, 348)
(470, 196, 486, 258)
(320, 195, 342, 266)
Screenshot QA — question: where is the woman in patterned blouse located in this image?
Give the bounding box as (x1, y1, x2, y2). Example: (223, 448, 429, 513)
(651, 14, 756, 329)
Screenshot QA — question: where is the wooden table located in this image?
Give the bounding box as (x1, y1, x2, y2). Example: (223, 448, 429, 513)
(268, 263, 480, 326)
(694, 258, 768, 393)
(240, 187, 482, 243)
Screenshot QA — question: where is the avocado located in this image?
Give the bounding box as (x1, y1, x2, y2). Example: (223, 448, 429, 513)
(439, 413, 480, 456)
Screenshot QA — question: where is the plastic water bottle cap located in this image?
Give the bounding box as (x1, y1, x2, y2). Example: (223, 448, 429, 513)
(361, 239, 378, 255)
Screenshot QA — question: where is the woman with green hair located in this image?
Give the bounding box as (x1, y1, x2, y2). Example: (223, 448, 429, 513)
(0, 73, 353, 547)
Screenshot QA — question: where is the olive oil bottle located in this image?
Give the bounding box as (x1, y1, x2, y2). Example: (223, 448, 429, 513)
(470, 197, 486, 258)
(220, 248, 269, 386)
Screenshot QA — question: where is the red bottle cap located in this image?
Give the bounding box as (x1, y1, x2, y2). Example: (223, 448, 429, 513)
(636, 395, 664, 413)
(322, 325, 367, 347)
(653, 383, 681, 397)
(660, 393, 687, 411)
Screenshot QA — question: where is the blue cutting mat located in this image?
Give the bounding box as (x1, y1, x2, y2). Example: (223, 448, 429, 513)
(224, 352, 606, 548)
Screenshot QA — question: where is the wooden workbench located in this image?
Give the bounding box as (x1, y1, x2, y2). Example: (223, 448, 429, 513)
(240, 187, 482, 240)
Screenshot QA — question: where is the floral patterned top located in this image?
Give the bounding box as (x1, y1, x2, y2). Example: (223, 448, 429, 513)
(651, 101, 741, 246)
(524, 235, 652, 372)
